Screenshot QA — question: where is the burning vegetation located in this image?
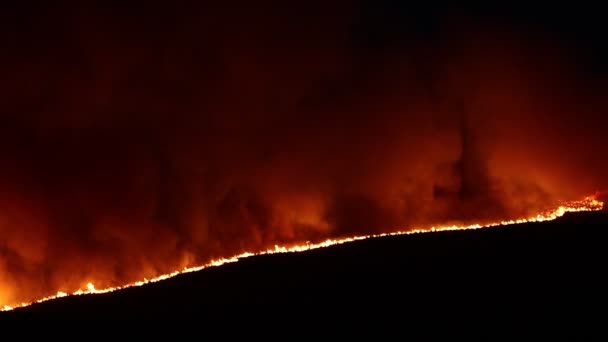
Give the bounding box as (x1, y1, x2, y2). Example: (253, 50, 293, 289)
(2, 195, 603, 311)
(1, 3, 607, 309)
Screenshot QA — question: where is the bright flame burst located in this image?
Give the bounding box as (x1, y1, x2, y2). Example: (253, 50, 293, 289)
(1, 196, 603, 312)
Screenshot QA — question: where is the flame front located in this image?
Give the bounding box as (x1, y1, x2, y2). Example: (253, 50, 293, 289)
(1, 195, 602, 312)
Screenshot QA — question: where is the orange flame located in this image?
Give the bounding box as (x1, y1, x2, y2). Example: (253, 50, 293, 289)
(1, 195, 603, 312)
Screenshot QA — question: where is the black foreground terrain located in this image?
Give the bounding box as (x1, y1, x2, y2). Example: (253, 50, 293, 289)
(2, 211, 606, 333)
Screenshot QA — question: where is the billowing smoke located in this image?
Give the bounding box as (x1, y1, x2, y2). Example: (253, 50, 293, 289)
(0, 3, 606, 305)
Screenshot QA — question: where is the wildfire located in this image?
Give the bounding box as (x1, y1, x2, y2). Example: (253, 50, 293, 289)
(1, 195, 603, 312)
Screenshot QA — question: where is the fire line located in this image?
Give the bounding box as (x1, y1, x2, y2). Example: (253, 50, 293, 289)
(1, 195, 603, 312)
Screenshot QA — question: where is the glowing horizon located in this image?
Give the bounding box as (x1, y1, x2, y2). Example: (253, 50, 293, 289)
(1, 195, 602, 312)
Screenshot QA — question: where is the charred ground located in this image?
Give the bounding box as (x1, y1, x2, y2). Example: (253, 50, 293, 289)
(2, 210, 606, 326)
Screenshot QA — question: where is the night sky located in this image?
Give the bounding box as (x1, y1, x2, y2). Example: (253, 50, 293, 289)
(0, 2, 607, 306)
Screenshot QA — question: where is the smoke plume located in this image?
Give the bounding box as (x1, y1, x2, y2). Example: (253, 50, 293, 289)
(0, 3, 606, 305)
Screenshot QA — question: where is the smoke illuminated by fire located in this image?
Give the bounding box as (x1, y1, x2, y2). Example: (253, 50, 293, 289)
(2, 195, 602, 312)
(1, 3, 608, 313)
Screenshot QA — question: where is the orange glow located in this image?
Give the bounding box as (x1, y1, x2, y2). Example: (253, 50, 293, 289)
(1, 195, 602, 312)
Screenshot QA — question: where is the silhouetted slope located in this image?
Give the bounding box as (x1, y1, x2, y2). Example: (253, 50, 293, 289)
(3, 211, 607, 325)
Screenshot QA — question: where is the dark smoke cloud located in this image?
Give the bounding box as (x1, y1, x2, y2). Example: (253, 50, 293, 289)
(1, 3, 606, 305)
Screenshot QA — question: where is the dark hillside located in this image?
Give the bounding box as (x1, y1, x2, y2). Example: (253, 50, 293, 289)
(3, 211, 606, 330)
